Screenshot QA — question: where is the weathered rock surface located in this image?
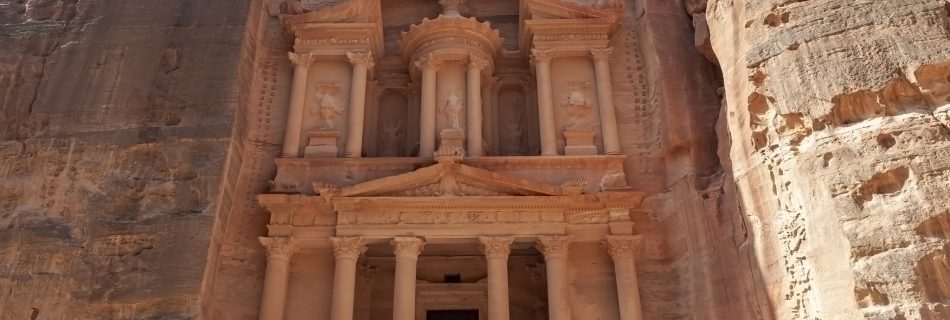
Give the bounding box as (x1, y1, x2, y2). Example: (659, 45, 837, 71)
(708, 0, 950, 319)
(0, 0, 247, 318)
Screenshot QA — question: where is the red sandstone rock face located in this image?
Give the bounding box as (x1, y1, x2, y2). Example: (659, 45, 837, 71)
(0, 0, 248, 318)
(708, 0, 950, 318)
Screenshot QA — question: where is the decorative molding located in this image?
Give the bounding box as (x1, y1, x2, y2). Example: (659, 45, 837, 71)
(601, 234, 643, 259)
(536, 235, 573, 260)
(392, 237, 425, 258)
(259, 236, 297, 260)
(479, 236, 515, 259)
(331, 237, 367, 260)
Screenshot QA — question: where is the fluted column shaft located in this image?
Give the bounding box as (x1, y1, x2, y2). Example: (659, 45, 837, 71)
(480, 237, 515, 320)
(603, 235, 645, 320)
(467, 56, 487, 156)
(330, 237, 367, 320)
(258, 237, 296, 320)
(345, 52, 374, 158)
(537, 236, 573, 320)
(416, 55, 440, 157)
(283, 52, 313, 157)
(531, 49, 557, 156)
(392, 237, 425, 320)
(591, 48, 621, 155)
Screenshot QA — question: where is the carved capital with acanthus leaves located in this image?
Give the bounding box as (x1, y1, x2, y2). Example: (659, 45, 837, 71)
(468, 55, 489, 71)
(530, 48, 556, 64)
(392, 237, 425, 258)
(414, 53, 444, 71)
(346, 51, 375, 69)
(259, 236, 297, 260)
(331, 237, 367, 260)
(601, 235, 643, 259)
(479, 236, 515, 260)
(536, 235, 573, 260)
(589, 47, 613, 62)
(288, 52, 316, 68)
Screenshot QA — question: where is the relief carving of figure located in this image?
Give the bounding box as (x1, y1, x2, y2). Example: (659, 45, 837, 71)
(504, 112, 523, 155)
(562, 85, 592, 127)
(379, 121, 404, 156)
(443, 91, 463, 130)
(311, 84, 343, 129)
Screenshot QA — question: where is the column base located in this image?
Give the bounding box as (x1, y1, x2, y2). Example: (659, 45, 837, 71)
(563, 127, 598, 156)
(304, 130, 341, 158)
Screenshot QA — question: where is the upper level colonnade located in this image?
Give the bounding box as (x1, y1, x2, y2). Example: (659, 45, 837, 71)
(273, 0, 625, 159)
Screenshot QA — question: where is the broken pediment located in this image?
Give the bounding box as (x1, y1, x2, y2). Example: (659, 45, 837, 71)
(315, 162, 584, 197)
(521, 0, 622, 21)
(518, 0, 621, 54)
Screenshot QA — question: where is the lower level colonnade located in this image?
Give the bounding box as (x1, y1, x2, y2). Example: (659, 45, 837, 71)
(258, 234, 644, 320)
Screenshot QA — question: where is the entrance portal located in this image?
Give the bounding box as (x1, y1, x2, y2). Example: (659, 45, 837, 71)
(426, 309, 478, 320)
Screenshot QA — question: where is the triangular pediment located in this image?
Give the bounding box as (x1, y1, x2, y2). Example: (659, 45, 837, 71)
(317, 162, 583, 197)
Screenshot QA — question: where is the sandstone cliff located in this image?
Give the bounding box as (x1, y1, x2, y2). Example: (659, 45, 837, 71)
(706, 0, 950, 319)
(0, 0, 248, 318)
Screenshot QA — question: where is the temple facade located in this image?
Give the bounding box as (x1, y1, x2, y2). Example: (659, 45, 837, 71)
(257, 1, 646, 319)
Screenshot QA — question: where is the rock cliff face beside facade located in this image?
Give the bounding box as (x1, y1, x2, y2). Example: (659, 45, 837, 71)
(0, 0, 248, 318)
(0, 0, 947, 319)
(706, 0, 950, 319)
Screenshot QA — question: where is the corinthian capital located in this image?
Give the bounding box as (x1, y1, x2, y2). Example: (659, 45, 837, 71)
(259, 236, 297, 260)
(468, 55, 489, 71)
(346, 51, 375, 68)
(331, 237, 367, 260)
(479, 236, 515, 260)
(530, 48, 556, 64)
(601, 235, 643, 259)
(589, 47, 613, 62)
(288, 52, 315, 67)
(414, 53, 443, 71)
(392, 237, 425, 258)
(536, 235, 573, 260)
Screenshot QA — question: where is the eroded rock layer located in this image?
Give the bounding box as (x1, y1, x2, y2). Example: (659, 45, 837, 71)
(707, 0, 950, 318)
(0, 0, 248, 318)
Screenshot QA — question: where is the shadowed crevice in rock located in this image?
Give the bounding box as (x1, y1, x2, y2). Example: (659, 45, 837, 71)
(853, 166, 910, 207)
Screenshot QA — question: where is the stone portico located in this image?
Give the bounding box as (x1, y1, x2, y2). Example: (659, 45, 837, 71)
(258, 0, 646, 319)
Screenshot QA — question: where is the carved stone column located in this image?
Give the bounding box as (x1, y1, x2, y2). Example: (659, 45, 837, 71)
(415, 54, 441, 157)
(536, 235, 573, 320)
(590, 48, 621, 155)
(344, 51, 374, 158)
(392, 237, 425, 320)
(531, 49, 558, 156)
(283, 52, 314, 157)
(602, 235, 645, 320)
(330, 237, 367, 320)
(467, 55, 488, 156)
(480, 236, 515, 320)
(258, 236, 296, 320)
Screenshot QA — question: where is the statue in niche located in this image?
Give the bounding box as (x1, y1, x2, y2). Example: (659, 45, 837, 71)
(310, 84, 343, 129)
(562, 82, 593, 127)
(443, 91, 463, 130)
(379, 121, 404, 156)
(504, 112, 523, 155)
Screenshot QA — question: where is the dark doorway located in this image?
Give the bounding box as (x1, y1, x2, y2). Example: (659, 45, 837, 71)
(426, 309, 478, 320)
